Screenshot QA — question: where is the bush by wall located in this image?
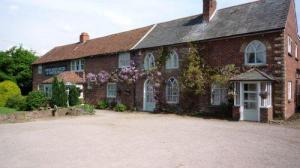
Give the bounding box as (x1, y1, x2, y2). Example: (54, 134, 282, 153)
(51, 77, 68, 107)
(0, 80, 21, 107)
(5, 95, 27, 111)
(68, 86, 80, 106)
(97, 100, 109, 109)
(26, 91, 48, 110)
(114, 103, 127, 112)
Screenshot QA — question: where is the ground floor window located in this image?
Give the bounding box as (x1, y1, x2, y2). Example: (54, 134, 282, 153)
(43, 84, 52, 98)
(107, 83, 117, 98)
(260, 82, 272, 107)
(166, 78, 179, 104)
(234, 82, 240, 106)
(211, 84, 227, 105)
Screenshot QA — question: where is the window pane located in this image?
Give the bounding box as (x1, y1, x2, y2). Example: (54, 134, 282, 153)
(247, 53, 255, 63)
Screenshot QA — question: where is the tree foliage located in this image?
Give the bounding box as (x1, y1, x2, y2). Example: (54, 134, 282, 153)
(0, 80, 22, 107)
(68, 86, 80, 106)
(51, 77, 68, 107)
(0, 46, 38, 95)
(26, 91, 48, 110)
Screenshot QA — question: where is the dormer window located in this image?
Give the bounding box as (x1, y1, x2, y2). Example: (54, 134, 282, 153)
(118, 52, 131, 68)
(245, 40, 266, 65)
(71, 59, 85, 72)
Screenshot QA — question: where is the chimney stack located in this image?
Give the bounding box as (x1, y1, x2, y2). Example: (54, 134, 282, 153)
(80, 32, 89, 43)
(203, 0, 217, 23)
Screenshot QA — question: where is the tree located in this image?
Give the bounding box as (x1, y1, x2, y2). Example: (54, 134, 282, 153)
(0, 46, 38, 95)
(0, 80, 21, 107)
(69, 86, 80, 106)
(51, 77, 68, 107)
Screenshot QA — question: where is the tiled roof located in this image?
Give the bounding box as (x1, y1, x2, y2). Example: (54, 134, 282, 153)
(33, 26, 153, 64)
(230, 69, 275, 81)
(42, 71, 85, 84)
(134, 0, 290, 49)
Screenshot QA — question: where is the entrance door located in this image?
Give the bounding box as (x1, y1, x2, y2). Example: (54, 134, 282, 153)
(243, 83, 259, 121)
(144, 80, 156, 112)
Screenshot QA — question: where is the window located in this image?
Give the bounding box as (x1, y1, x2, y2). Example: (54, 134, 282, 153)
(107, 83, 117, 98)
(119, 53, 131, 68)
(211, 84, 227, 105)
(38, 65, 43, 74)
(234, 82, 240, 106)
(288, 81, 292, 100)
(245, 40, 267, 65)
(295, 44, 298, 58)
(76, 85, 84, 99)
(144, 52, 155, 70)
(260, 82, 272, 107)
(166, 50, 179, 69)
(43, 84, 52, 98)
(166, 78, 179, 103)
(288, 36, 292, 55)
(71, 59, 85, 72)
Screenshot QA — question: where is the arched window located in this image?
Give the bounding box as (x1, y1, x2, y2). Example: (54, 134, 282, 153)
(166, 78, 179, 104)
(245, 40, 266, 65)
(144, 52, 155, 70)
(166, 50, 179, 69)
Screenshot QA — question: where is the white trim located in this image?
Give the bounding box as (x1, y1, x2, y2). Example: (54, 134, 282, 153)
(131, 24, 157, 50)
(166, 77, 179, 104)
(209, 10, 217, 21)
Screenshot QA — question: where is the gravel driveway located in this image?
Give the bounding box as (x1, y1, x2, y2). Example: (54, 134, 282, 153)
(0, 110, 300, 168)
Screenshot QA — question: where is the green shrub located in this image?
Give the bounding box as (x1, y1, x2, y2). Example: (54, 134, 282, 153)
(5, 95, 27, 111)
(78, 104, 95, 114)
(97, 100, 109, 109)
(114, 103, 127, 112)
(51, 77, 68, 107)
(0, 80, 21, 107)
(69, 86, 80, 106)
(26, 91, 48, 110)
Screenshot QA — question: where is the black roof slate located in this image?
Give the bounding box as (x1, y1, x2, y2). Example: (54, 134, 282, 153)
(134, 0, 291, 49)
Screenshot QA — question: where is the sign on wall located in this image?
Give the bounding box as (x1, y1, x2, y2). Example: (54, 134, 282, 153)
(44, 67, 66, 76)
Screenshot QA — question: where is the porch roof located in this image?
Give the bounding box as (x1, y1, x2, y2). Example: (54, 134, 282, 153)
(42, 71, 85, 84)
(230, 69, 275, 81)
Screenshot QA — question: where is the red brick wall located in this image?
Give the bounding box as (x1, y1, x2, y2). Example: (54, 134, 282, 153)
(284, 0, 300, 119)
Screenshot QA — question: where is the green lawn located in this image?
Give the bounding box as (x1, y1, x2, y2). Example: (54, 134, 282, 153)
(0, 107, 17, 115)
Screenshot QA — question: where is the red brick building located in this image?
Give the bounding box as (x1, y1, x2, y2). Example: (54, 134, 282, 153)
(32, 0, 299, 122)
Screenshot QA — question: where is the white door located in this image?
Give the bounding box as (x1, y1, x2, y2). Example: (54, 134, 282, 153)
(242, 83, 259, 121)
(144, 80, 156, 112)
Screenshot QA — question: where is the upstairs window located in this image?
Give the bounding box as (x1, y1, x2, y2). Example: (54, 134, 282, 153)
(166, 78, 179, 104)
(166, 50, 179, 69)
(119, 53, 131, 68)
(38, 65, 43, 74)
(107, 83, 117, 98)
(211, 84, 227, 106)
(71, 59, 85, 72)
(288, 36, 292, 55)
(245, 40, 266, 65)
(144, 52, 155, 70)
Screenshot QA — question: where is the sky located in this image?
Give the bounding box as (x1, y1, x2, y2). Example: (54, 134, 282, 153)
(0, 0, 299, 56)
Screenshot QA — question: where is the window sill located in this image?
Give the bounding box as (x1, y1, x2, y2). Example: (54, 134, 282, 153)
(167, 102, 179, 105)
(244, 64, 268, 67)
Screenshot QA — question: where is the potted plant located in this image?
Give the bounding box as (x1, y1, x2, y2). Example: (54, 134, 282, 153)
(259, 91, 268, 99)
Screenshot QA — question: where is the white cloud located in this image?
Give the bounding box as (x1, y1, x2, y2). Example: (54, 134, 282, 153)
(8, 4, 19, 11)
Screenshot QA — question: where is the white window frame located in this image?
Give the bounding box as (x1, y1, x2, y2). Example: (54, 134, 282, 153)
(234, 82, 241, 106)
(166, 78, 179, 104)
(245, 40, 267, 65)
(211, 84, 227, 106)
(107, 83, 117, 98)
(288, 81, 292, 100)
(38, 65, 43, 74)
(71, 59, 85, 72)
(118, 52, 131, 68)
(144, 52, 155, 70)
(260, 82, 272, 108)
(166, 50, 179, 69)
(75, 84, 84, 99)
(295, 44, 298, 58)
(288, 36, 292, 55)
